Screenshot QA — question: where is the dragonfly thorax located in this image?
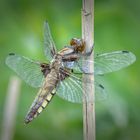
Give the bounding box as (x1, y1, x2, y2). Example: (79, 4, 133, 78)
(50, 54, 62, 71)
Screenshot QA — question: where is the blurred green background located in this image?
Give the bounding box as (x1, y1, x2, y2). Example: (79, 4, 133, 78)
(0, 0, 139, 140)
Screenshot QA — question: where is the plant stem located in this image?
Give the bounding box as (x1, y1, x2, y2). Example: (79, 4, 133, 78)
(1, 76, 21, 140)
(82, 0, 95, 140)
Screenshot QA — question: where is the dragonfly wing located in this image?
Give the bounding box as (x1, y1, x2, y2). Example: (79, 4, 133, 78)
(44, 21, 57, 61)
(57, 73, 83, 103)
(56, 71, 106, 103)
(62, 61, 83, 74)
(72, 51, 136, 75)
(5, 53, 44, 88)
(94, 51, 136, 75)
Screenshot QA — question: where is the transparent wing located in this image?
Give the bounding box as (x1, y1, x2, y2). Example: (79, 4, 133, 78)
(44, 21, 57, 61)
(94, 51, 136, 75)
(57, 72, 106, 103)
(5, 53, 44, 88)
(69, 51, 136, 75)
(63, 58, 94, 74)
(62, 61, 83, 74)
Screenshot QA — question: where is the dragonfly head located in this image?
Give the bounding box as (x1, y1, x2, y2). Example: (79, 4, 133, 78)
(70, 38, 85, 53)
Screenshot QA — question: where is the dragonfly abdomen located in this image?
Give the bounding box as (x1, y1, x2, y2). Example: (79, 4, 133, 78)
(25, 69, 58, 124)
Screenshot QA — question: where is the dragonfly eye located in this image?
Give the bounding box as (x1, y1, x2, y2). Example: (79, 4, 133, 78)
(70, 38, 77, 46)
(70, 38, 85, 53)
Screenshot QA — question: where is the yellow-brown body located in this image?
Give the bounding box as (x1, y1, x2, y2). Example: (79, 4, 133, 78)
(25, 55, 62, 124)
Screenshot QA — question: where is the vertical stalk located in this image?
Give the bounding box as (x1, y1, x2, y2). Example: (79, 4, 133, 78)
(82, 0, 95, 140)
(1, 76, 21, 140)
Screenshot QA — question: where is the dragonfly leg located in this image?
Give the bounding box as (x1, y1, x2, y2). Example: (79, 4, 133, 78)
(84, 44, 94, 56)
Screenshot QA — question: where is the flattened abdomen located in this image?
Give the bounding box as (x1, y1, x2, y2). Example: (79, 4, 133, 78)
(25, 70, 58, 124)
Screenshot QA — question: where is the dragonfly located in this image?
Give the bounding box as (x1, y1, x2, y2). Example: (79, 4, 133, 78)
(5, 21, 136, 124)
